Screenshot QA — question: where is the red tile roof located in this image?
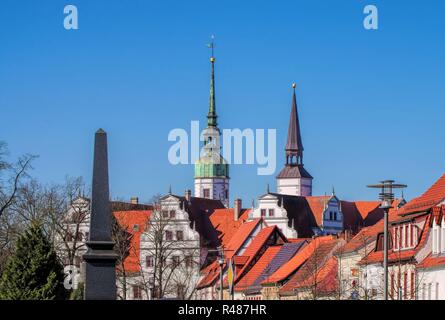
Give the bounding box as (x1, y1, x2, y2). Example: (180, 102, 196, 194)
(305, 196, 331, 226)
(413, 206, 445, 269)
(360, 213, 431, 265)
(354, 201, 382, 219)
(234, 246, 282, 292)
(209, 208, 251, 248)
(281, 256, 338, 295)
(341, 199, 403, 232)
(196, 261, 221, 289)
(339, 223, 382, 255)
(417, 253, 445, 269)
(196, 218, 263, 289)
(231, 226, 286, 285)
(263, 236, 336, 284)
(225, 219, 262, 259)
(339, 206, 403, 255)
(398, 174, 445, 215)
(113, 210, 152, 273)
(279, 240, 343, 295)
(431, 205, 445, 225)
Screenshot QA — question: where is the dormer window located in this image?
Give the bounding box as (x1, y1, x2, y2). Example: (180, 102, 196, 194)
(328, 211, 337, 221)
(393, 223, 418, 251)
(432, 218, 444, 255)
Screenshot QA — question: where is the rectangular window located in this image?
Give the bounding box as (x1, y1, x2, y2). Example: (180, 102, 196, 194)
(261, 209, 266, 217)
(170, 210, 176, 219)
(165, 230, 173, 241)
(133, 285, 142, 299)
(413, 227, 418, 246)
(399, 227, 403, 249)
(172, 256, 180, 267)
(146, 256, 154, 268)
(391, 273, 395, 299)
(422, 283, 426, 300)
(428, 283, 432, 300)
(405, 225, 409, 248)
(393, 228, 397, 250)
(177, 284, 185, 299)
(176, 230, 184, 241)
(404, 272, 408, 300)
(411, 271, 415, 300)
(185, 255, 193, 268)
(203, 189, 210, 198)
(410, 224, 414, 247)
(162, 210, 169, 218)
(268, 209, 275, 217)
(436, 283, 440, 300)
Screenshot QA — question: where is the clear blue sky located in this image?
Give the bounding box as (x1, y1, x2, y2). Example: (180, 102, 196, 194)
(1, 0, 444, 205)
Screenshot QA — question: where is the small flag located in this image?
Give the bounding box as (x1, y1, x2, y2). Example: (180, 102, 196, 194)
(227, 258, 235, 296)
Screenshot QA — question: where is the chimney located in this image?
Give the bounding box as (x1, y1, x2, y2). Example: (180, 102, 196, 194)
(130, 197, 139, 205)
(234, 198, 242, 221)
(185, 189, 192, 202)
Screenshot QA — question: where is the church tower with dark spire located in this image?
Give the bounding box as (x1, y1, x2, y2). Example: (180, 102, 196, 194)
(194, 38, 230, 207)
(276, 83, 313, 196)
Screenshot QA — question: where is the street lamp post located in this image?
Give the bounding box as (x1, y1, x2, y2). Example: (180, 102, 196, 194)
(208, 246, 232, 300)
(367, 180, 407, 300)
(218, 247, 225, 301)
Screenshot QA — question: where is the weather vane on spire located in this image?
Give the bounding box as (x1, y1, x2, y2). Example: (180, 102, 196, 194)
(207, 35, 215, 61)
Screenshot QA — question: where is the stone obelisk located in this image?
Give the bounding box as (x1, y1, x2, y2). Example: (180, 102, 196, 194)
(83, 129, 118, 300)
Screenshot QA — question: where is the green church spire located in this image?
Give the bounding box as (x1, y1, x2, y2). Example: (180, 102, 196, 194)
(207, 36, 217, 127)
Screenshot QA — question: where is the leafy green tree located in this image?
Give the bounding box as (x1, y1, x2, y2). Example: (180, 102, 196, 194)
(0, 222, 66, 299)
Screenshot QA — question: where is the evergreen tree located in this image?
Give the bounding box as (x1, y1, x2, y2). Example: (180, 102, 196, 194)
(0, 222, 67, 300)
